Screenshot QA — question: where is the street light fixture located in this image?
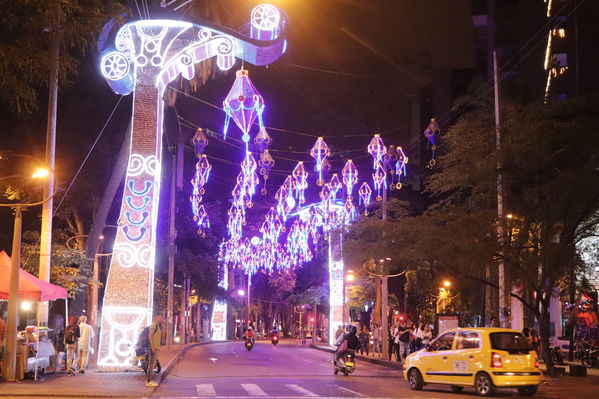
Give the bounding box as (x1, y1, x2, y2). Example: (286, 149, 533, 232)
(443, 280, 451, 288)
(31, 168, 50, 179)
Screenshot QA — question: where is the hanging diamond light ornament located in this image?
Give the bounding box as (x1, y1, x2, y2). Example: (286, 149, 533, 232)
(329, 174, 342, 198)
(372, 161, 387, 201)
(310, 137, 331, 186)
(343, 196, 357, 224)
(222, 69, 265, 149)
(190, 155, 212, 236)
(239, 152, 260, 203)
(341, 159, 358, 198)
(292, 161, 308, 204)
(192, 128, 209, 156)
(358, 181, 372, 215)
(254, 127, 272, 153)
(258, 149, 275, 194)
(367, 134, 387, 169)
(195, 205, 210, 237)
(424, 118, 439, 168)
(394, 146, 408, 189)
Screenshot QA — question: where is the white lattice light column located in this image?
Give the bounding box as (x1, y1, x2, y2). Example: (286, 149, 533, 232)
(97, 5, 287, 370)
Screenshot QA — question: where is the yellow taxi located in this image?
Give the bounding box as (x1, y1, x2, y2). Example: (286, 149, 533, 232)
(403, 327, 541, 396)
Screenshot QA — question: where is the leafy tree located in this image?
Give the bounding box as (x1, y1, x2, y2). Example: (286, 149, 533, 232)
(409, 98, 599, 369)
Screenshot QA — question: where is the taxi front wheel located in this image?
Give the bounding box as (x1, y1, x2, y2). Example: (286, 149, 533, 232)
(407, 368, 424, 390)
(517, 386, 538, 396)
(475, 372, 496, 396)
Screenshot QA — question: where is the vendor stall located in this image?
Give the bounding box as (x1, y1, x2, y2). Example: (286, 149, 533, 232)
(0, 250, 68, 380)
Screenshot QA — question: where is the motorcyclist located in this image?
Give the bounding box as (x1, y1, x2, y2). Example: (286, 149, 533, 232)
(244, 327, 255, 345)
(335, 325, 359, 367)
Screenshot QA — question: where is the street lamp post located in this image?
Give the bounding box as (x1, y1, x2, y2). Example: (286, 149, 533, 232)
(0, 180, 55, 382)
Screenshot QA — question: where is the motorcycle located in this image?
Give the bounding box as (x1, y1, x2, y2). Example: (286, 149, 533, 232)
(134, 346, 161, 375)
(581, 347, 599, 368)
(245, 338, 254, 351)
(334, 349, 356, 376)
(272, 335, 279, 346)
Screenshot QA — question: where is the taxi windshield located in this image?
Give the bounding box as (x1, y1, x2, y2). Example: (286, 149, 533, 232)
(490, 332, 531, 354)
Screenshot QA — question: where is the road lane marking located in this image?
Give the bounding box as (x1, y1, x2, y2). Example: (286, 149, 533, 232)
(241, 383, 268, 396)
(196, 383, 216, 396)
(328, 384, 367, 397)
(284, 384, 318, 397)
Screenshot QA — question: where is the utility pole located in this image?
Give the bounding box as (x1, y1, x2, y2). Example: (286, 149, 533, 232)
(494, 50, 509, 328)
(380, 181, 389, 358)
(167, 147, 177, 350)
(247, 273, 252, 330)
(38, 15, 60, 326)
(4, 207, 23, 382)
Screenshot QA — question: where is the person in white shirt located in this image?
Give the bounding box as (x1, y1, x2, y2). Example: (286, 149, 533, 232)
(77, 316, 95, 373)
(372, 323, 382, 357)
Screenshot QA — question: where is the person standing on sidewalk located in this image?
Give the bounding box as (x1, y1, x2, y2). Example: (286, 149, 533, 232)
(146, 315, 164, 387)
(77, 316, 94, 374)
(65, 317, 80, 375)
(372, 323, 382, 357)
(358, 325, 370, 356)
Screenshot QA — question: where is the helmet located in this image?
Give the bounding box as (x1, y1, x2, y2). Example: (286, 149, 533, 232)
(248, 327, 253, 331)
(351, 326, 358, 334)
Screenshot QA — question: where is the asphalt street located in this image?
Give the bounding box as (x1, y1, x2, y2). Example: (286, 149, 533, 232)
(150, 340, 598, 399)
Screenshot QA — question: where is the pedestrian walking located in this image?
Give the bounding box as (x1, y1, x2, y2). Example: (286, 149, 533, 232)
(397, 322, 410, 361)
(77, 316, 94, 374)
(64, 316, 80, 375)
(358, 325, 369, 356)
(529, 328, 542, 359)
(146, 314, 163, 387)
(388, 324, 396, 361)
(372, 323, 382, 357)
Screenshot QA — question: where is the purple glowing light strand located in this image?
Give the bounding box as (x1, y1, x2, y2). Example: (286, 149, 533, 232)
(342, 159, 358, 197)
(343, 196, 358, 224)
(424, 118, 439, 167)
(222, 69, 265, 147)
(310, 137, 331, 186)
(367, 134, 387, 169)
(372, 161, 387, 201)
(240, 152, 260, 200)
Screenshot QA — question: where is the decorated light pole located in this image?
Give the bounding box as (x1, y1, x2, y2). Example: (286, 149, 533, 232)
(96, 4, 288, 370)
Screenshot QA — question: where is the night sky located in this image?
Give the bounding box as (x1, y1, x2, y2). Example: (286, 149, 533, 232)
(0, 0, 475, 266)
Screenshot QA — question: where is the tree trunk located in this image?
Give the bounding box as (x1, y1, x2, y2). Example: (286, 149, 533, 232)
(373, 275, 381, 326)
(71, 121, 131, 317)
(539, 297, 553, 372)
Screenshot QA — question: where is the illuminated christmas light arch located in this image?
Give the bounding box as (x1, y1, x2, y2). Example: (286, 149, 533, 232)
(96, 4, 287, 370)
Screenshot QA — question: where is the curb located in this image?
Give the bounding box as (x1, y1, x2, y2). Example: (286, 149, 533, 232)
(309, 343, 404, 370)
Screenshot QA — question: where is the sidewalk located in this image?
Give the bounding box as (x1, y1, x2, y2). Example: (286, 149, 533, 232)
(0, 343, 204, 398)
(309, 342, 403, 370)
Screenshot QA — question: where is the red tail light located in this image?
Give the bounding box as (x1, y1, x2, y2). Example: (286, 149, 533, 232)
(491, 352, 503, 368)
(535, 355, 540, 368)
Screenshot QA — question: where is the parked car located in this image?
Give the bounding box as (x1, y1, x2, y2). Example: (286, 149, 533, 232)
(403, 327, 541, 396)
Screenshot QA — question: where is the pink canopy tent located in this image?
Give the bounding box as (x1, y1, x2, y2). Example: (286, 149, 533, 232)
(0, 250, 67, 301)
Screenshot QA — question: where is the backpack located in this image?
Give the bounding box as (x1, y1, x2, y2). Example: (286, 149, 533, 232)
(65, 325, 77, 344)
(137, 326, 150, 348)
(399, 330, 410, 343)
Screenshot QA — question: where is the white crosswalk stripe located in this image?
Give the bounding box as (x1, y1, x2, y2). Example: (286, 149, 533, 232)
(196, 383, 217, 396)
(241, 383, 269, 396)
(284, 383, 318, 397)
(328, 384, 367, 397)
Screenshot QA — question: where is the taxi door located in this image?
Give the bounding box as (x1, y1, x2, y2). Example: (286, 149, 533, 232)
(451, 331, 483, 385)
(420, 331, 456, 384)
